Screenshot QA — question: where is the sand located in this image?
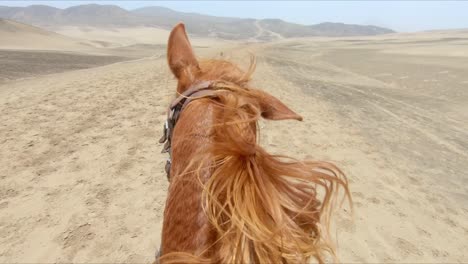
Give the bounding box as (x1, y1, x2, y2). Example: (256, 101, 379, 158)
(51, 26, 230, 48)
(0, 27, 467, 263)
(0, 19, 98, 51)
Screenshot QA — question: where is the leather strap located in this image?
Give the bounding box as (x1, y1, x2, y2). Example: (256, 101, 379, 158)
(159, 81, 218, 180)
(170, 80, 215, 109)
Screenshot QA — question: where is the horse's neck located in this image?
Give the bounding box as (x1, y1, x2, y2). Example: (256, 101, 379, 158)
(161, 100, 217, 257)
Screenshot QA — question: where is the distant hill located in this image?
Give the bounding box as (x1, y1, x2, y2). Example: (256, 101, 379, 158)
(0, 4, 143, 27)
(0, 18, 95, 50)
(0, 18, 40, 33)
(258, 19, 394, 37)
(0, 5, 61, 26)
(132, 6, 258, 39)
(0, 4, 395, 40)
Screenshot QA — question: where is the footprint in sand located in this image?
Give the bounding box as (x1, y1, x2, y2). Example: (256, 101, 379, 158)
(0, 201, 9, 209)
(351, 191, 365, 199)
(395, 237, 423, 257)
(336, 216, 355, 232)
(354, 201, 363, 208)
(383, 198, 395, 206)
(407, 175, 422, 185)
(443, 217, 457, 228)
(367, 196, 381, 204)
(432, 248, 449, 258)
(0, 188, 19, 200)
(417, 227, 432, 238)
(95, 188, 111, 205)
(397, 212, 407, 218)
(60, 223, 96, 258)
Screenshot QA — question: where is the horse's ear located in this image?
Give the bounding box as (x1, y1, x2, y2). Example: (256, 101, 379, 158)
(167, 23, 199, 79)
(258, 91, 303, 121)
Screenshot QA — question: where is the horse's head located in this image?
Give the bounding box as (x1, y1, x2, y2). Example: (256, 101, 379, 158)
(167, 23, 303, 121)
(159, 23, 350, 264)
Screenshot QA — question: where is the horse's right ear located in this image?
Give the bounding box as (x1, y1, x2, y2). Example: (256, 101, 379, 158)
(257, 90, 303, 121)
(167, 23, 200, 79)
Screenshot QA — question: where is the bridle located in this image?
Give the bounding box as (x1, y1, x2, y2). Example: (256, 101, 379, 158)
(158, 80, 217, 180)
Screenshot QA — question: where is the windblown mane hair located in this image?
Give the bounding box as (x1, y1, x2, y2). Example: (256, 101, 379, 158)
(160, 57, 351, 264)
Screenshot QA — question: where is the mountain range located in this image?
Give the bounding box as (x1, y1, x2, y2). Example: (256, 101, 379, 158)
(0, 4, 395, 40)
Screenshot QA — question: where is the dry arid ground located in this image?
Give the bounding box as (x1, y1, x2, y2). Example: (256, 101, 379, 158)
(0, 28, 467, 263)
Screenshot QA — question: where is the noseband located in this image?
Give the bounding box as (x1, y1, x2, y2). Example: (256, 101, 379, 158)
(159, 80, 217, 180)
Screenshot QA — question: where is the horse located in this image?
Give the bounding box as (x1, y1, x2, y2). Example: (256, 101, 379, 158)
(156, 23, 351, 264)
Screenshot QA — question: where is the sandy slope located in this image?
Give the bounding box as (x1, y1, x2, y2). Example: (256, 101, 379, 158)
(0, 21, 221, 83)
(0, 57, 172, 262)
(51, 26, 230, 48)
(0, 20, 223, 52)
(0, 19, 96, 51)
(0, 33, 467, 263)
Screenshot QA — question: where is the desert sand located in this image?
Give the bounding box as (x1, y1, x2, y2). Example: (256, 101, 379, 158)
(0, 19, 98, 51)
(50, 26, 228, 48)
(0, 26, 467, 263)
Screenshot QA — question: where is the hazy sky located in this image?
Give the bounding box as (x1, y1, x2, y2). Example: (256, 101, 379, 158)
(2, 1, 468, 32)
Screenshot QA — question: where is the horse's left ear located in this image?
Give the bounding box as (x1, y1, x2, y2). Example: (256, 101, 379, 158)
(167, 23, 200, 79)
(257, 91, 303, 121)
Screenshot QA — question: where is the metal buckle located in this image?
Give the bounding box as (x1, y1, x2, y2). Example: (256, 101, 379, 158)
(165, 158, 171, 181)
(168, 108, 176, 120)
(159, 120, 168, 144)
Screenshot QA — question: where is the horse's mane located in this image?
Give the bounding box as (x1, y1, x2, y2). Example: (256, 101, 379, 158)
(160, 57, 351, 264)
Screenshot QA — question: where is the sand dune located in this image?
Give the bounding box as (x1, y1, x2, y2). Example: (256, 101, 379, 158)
(0, 30, 467, 263)
(0, 18, 96, 51)
(50, 25, 232, 48)
(49, 26, 170, 47)
(0, 19, 228, 84)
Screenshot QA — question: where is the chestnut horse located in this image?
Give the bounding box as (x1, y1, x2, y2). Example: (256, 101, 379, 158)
(156, 23, 350, 264)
